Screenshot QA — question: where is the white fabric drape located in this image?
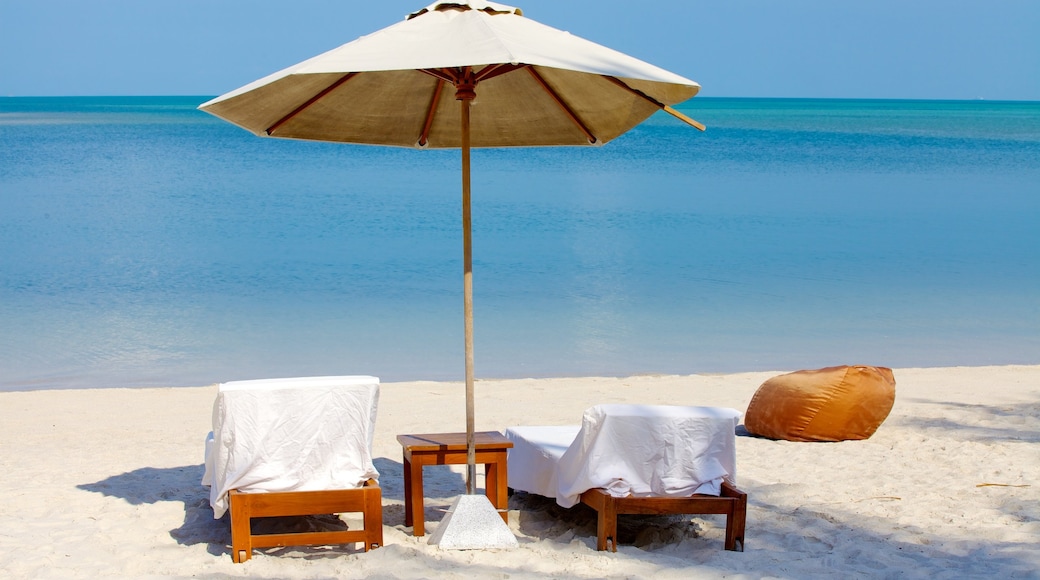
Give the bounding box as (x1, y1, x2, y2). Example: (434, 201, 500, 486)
(203, 376, 380, 519)
(506, 405, 740, 508)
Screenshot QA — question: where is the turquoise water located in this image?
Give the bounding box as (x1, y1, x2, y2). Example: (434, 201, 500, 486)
(1, 96, 1038, 390)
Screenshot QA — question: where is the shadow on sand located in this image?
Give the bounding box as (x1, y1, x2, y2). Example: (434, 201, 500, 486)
(74, 407, 1039, 576)
(76, 456, 426, 561)
(896, 398, 1040, 443)
(78, 464, 230, 558)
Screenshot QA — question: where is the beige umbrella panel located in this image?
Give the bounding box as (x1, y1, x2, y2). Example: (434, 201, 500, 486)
(199, 1, 704, 526)
(205, 68, 686, 147)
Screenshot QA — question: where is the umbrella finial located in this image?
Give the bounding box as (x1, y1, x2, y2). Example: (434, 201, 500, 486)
(409, 1, 522, 20)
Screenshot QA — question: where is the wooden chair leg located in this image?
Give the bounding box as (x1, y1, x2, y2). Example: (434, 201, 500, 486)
(363, 480, 384, 551)
(722, 482, 747, 552)
(597, 496, 618, 552)
(229, 490, 252, 563)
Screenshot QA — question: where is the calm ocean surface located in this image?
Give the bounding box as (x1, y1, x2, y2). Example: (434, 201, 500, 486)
(1, 96, 1038, 390)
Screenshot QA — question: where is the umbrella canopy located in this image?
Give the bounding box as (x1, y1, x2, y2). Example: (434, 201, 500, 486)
(199, 0, 703, 500)
(200, 1, 703, 148)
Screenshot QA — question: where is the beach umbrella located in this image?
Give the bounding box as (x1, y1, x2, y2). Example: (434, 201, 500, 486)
(199, 0, 704, 545)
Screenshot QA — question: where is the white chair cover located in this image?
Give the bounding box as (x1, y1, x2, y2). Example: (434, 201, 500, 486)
(202, 376, 380, 518)
(506, 404, 740, 508)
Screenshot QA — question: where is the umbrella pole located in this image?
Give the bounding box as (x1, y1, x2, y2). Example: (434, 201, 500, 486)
(460, 92, 477, 495)
(428, 90, 516, 550)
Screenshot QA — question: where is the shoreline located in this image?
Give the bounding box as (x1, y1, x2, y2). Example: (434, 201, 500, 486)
(5, 361, 1040, 394)
(1, 365, 1037, 577)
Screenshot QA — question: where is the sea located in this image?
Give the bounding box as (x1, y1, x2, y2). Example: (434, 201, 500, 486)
(1, 96, 1038, 391)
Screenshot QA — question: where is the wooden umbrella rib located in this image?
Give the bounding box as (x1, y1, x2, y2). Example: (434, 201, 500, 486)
(420, 68, 460, 84)
(418, 78, 445, 147)
(526, 67, 598, 144)
(604, 76, 706, 131)
(474, 63, 527, 83)
(265, 72, 358, 136)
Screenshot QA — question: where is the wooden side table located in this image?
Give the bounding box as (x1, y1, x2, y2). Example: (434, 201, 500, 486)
(397, 431, 513, 536)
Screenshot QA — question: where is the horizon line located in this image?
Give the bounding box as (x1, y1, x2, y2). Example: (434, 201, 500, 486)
(3, 94, 1038, 104)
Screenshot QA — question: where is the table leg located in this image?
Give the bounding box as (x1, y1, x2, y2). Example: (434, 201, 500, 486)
(409, 456, 427, 536)
(402, 451, 414, 528)
(484, 451, 509, 523)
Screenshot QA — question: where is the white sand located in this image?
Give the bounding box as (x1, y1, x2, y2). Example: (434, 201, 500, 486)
(1, 366, 1037, 578)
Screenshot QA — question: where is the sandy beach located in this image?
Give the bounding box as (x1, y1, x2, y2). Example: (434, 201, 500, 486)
(1, 365, 1037, 578)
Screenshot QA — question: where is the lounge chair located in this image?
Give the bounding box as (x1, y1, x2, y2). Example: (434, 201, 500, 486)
(505, 404, 747, 552)
(202, 376, 383, 562)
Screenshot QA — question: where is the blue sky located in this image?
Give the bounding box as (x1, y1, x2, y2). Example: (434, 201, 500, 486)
(1, 0, 1038, 100)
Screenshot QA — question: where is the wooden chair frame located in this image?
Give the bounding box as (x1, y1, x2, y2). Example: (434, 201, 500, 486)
(228, 479, 383, 563)
(579, 480, 747, 552)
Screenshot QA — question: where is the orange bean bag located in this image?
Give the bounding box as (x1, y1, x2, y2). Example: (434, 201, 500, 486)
(744, 365, 896, 442)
